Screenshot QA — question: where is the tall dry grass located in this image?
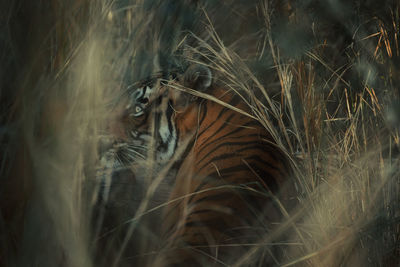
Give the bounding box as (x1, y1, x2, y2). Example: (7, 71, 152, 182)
(0, 0, 399, 266)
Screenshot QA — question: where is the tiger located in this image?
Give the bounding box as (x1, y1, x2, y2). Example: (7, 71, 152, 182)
(97, 64, 297, 266)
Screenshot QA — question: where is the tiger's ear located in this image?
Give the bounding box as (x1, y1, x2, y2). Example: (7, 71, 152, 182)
(183, 65, 212, 92)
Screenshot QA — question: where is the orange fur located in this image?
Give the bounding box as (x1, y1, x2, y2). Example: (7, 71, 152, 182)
(155, 86, 295, 266)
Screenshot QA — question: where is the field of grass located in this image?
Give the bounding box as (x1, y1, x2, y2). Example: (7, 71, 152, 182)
(0, 0, 399, 266)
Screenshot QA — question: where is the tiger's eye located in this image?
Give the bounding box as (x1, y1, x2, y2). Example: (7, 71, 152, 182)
(135, 106, 142, 113)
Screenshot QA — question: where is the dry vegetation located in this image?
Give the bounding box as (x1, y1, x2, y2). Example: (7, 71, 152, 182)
(0, 0, 399, 266)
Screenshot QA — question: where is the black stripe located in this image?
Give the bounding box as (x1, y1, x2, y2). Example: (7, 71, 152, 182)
(197, 152, 238, 173)
(196, 107, 229, 139)
(205, 165, 261, 180)
(196, 112, 237, 149)
(196, 93, 242, 137)
(195, 95, 243, 139)
(188, 176, 227, 203)
(173, 137, 196, 170)
(196, 142, 282, 173)
(244, 154, 288, 177)
(197, 102, 208, 126)
(190, 165, 257, 197)
(197, 120, 261, 155)
(166, 100, 174, 140)
(190, 190, 238, 207)
(197, 134, 264, 171)
(235, 144, 284, 163)
(196, 140, 263, 166)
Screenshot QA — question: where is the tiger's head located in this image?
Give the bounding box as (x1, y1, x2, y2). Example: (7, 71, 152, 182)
(105, 65, 212, 167)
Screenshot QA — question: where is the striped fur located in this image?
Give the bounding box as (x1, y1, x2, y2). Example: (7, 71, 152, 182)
(102, 65, 295, 266)
(155, 86, 294, 266)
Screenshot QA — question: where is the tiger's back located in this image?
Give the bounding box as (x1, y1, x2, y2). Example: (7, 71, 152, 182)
(155, 81, 296, 266)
